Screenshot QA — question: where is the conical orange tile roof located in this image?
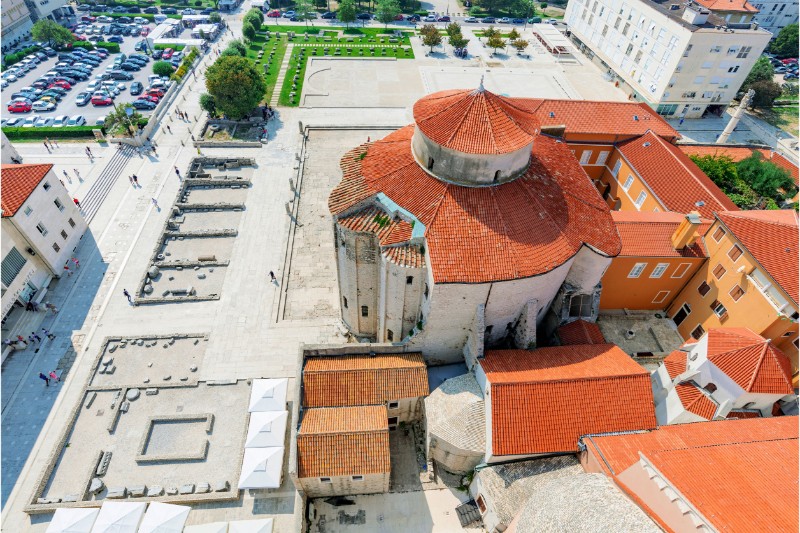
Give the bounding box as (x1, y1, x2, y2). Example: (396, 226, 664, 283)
(706, 328, 793, 394)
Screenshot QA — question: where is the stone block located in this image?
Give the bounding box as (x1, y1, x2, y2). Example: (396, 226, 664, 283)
(196, 482, 211, 493)
(85, 392, 97, 409)
(179, 484, 195, 495)
(214, 480, 230, 492)
(120, 401, 130, 413)
(106, 487, 127, 499)
(145, 388, 158, 395)
(98, 366, 107, 374)
(126, 388, 140, 401)
(102, 357, 113, 366)
(128, 485, 146, 497)
(179, 377, 189, 381)
(163, 375, 171, 381)
(166, 487, 178, 495)
(106, 365, 116, 375)
(190, 365, 198, 372)
(89, 478, 105, 495)
(62, 494, 79, 503)
(147, 485, 164, 497)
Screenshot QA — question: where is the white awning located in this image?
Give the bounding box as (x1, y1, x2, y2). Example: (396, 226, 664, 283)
(248, 379, 288, 412)
(90, 502, 146, 533)
(245, 411, 288, 448)
(227, 519, 274, 533)
(137, 502, 190, 533)
(237, 447, 284, 489)
(46, 508, 99, 533)
(183, 523, 228, 533)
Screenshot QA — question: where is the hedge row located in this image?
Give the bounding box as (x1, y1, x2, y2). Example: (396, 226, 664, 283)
(170, 46, 198, 81)
(4, 126, 100, 140)
(4, 45, 43, 68)
(95, 41, 122, 53)
(154, 43, 186, 50)
(90, 12, 182, 20)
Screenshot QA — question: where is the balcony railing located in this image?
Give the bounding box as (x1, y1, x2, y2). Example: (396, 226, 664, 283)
(747, 272, 797, 320)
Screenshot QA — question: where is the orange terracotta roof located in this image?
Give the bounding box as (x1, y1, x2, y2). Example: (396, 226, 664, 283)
(556, 319, 606, 345)
(663, 350, 687, 380)
(330, 125, 621, 284)
(644, 439, 797, 532)
(482, 345, 656, 456)
(705, 328, 794, 395)
(693, 0, 758, 12)
(717, 210, 798, 303)
(297, 406, 390, 478)
(618, 132, 738, 218)
(519, 100, 679, 141)
(582, 415, 799, 476)
(680, 144, 799, 186)
(1, 164, 53, 217)
(611, 211, 710, 258)
(674, 381, 719, 419)
(302, 353, 429, 408)
(338, 206, 414, 246)
(413, 89, 539, 154)
(726, 409, 761, 419)
(383, 245, 425, 268)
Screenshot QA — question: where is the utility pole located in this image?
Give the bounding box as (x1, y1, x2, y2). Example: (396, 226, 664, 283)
(717, 89, 755, 144)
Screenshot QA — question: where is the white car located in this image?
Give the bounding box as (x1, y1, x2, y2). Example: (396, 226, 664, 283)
(52, 115, 70, 127)
(31, 100, 56, 112)
(95, 116, 106, 126)
(1, 79, 7, 89)
(133, 16, 147, 24)
(23, 115, 39, 127)
(2, 71, 18, 82)
(67, 115, 86, 126)
(87, 80, 101, 91)
(35, 116, 55, 127)
(116, 82, 127, 91)
(182, 8, 195, 14)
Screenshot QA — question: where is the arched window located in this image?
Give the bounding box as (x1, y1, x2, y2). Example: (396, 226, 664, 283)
(493, 170, 501, 183)
(704, 383, 717, 393)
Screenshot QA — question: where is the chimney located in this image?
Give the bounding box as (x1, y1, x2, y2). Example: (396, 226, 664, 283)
(671, 212, 702, 249)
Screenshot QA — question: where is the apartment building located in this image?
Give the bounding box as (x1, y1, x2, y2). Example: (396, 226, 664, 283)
(1, 164, 87, 321)
(1, 0, 34, 47)
(752, 0, 799, 34)
(565, 0, 772, 118)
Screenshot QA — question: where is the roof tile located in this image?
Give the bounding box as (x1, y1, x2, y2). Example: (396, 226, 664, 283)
(556, 319, 606, 345)
(1, 164, 53, 217)
(611, 211, 710, 257)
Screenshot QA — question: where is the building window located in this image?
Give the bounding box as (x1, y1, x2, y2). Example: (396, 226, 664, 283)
(320, 477, 332, 483)
(711, 299, 728, 318)
(673, 303, 691, 326)
(580, 150, 592, 164)
(698, 281, 711, 296)
(52, 243, 60, 253)
(628, 262, 647, 278)
(690, 324, 706, 340)
(728, 244, 743, 262)
(650, 263, 669, 278)
(653, 290, 670, 304)
(476, 495, 487, 514)
(569, 294, 593, 318)
(729, 285, 745, 302)
(343, 297, 348, 308)
(712, 226, 726, 242)
(388, 401, 399, 409)
(782, 331, 793, 337)
(54, 198, 64, 211)
(43, 181, 51, 191)
(736, 46, 752, 58)
(387, 329, 394, 342)
(634, 191, 648, 208)
(1, 247, 28, 287)
(622, 175, 634, 191)
(36, 222, 48, 236)
(60, 230, 68, 240)
(712, 263, 726, 280)
(704, 382, 717, 393)
(493, 170, 501, 183)
(352, 475, 364, 481)
(611, 159, 622, 177)
(406, 276, 413, 285)
(596, 151, 609, 165)
(24, 206, 33, 217)
(427, 157, 434, 170)
(361, 305, 368, 317)
(68, 218, 76, 228)
(671, 263, 691, 278)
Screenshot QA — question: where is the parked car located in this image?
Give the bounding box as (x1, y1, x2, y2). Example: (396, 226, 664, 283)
(41, 91, 64, 101)
(50, 80, 72, 90)
(498, 17, 510, 23)
(108, 36, 124, 43)
(464, 16, 478, 22)
(67, 115, 87, 126)
(182, 8, 195, 14)
(321, 11, 336, 18)
(437, 16, 451, 22)
(511, 18, 525, 24)
(5, 117, 25, 127)
(161, 7, 177, 14)
(283, 10, 296, 17)
(130, 81, 144, 95)
(131, 99, 156, 110)
(357, 12, 373, 19)
(7, 100, 32, 113)
(119, 62, 140, 71)
(162, 48, 174, 59)
(22, 115, 39, 127)
(423, 15, 436, 21)
(151, 49, 163, 59)
(144, 6, 159, 13)
(109, 70, 134, 80)
(406, 14, 420, 21)
(267, 9, 281, 17)
(52, 115, 69, 127)
(34, 116, 56, 127)
(91, 94, 113, 106)
(145, 88, 165, 97)
(76, 91, 92, 106)
(139, 94, 159, 103)
(785, 72, 799, 80)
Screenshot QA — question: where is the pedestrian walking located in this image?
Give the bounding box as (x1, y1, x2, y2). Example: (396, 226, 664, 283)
(166, 124, 172, 134)
(31, 331, 42, 343)
(39, 372, 50, 387)
(42, 328, 56, 340)
(191, 134, 196, 141)
(73, 168, 82, 181)
(151, 197, 160, 209)
(45, 302, 58, 314)
(73, 197, 81, 209)
(49, 370, 60, 383)
(44, 142, 51, 154)
(62, 170, 72, 183)
(174, 166, 181, 179)
(85, 146, 93, 158)
(269, 271, 276, 282)
(45, 137, 52, 148)
(132, 174, 139, 186)
(129, 175, 135, 185)
(63, 265, 72, 277)
(28, 335, 37, 344)
(52, 139, 59, 148)
(71, 257, 80, 269)
(123, 289, 132, 303)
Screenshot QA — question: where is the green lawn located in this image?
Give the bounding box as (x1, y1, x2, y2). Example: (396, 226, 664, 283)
(246, 32, 289, 104)
(758, 105, 799, 137)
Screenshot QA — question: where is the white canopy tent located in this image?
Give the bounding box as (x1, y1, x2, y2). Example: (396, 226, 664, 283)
(46, 508, 99, 533)
(237, 447, 284, 489)
(248, 379, 288, 412)
(245, 411, 288, 448)
(90, 502, 146, 533)
(227, 519, 274, 533)
(182, 523, 228, 533)
(137, 502, 190, 533)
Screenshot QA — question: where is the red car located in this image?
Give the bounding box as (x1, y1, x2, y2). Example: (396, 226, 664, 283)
(7, 100, 32, 113)
(781, 57, 798, 65)
(80, 15, 96, 22)
(141, 27, 150, 36)
(394, 13, 405, 20)
(146, 88, 165, 97)
(267, 9, 280, 17)
(50, 80, 72, 90)
(91, 95, 113, 106)
(162, 48, 174, 59)
(138, 94, 159, 103)
(74, 34, 87, 41)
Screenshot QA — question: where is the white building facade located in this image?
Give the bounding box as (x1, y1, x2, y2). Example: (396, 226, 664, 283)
(565, 0, 772, 118)
(1, 0, 34, 48)
(752, 0, 798, 35)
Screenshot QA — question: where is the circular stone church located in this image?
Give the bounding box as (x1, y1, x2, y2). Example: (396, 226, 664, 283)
(328, 86, 622, 364)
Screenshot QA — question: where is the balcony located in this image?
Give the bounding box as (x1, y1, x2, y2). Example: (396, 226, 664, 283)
(746, 271, 797, 321)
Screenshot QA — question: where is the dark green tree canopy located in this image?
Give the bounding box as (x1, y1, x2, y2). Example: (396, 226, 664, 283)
(243, 21, 257, 41)
(244, 8, 263, 31)
(205, 55, 266, 120)
(376, 0, 401, 27)
(31, 19, 74, 47)
(770, 23, 799, 59)
(422, 28, 442, 52)
(226, 39, 247, 56)
(749, 79, 783, 108)
(152, 61, 176, 77)
(338, 0, 357, 27)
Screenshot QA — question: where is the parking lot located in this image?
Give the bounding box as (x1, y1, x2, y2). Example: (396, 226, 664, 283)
(1, 29, 161, 126)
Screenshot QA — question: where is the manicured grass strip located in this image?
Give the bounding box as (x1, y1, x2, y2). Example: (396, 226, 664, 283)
(248, 34, 289, 103)
(278, 47, 310, 106)
(3, 126, 99, 140)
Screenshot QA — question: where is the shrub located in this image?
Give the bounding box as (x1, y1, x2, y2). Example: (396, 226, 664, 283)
(71, 40, 96, 50)
(153, 60, 176, 76)
(199, 93, 217, 115)
(3, 45, 42, 67)
(195, 0, 202, 4)
(3, 126, 99, 140)
(243, 22, 257, 41)
(95, 41, 121, 53)
(154, 43, 186, 50)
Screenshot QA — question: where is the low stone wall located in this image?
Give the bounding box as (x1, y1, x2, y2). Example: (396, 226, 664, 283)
(195, 119, 264, 148)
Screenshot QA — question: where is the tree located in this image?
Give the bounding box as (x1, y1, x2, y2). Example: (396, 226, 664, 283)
(376, 0, 401, 28)
(770, 23, 799, 59)
(205, 55, 266, 119)
(294, 0, 314, 25)
(221, 48, 241, 57)
(31, 19, 74, 48)
(420, 24, 439, 37)
(209, 12, 222, 23)
(450, 34, 469, 52)
(511, 38, 528, 54)
(200, 93, 217, 116)
(487, 33, 506, 55)
(508, 28, 520, 41)
(226, 39, 247, 56)
(445, 22, 462, 39)
(482, 25, 499, 43)
(540, 2, 548, 8)
(339, 0, 357, 27)
(243, 21, 257, 41)
(152, 60, 176, 77)
(737, 152, 796, 201)
(741, 56, 774, 90)
(104, 104, 143, 136)
(244, 8, 263, 31)
(690, 154, 739, 191)
(422, 28, 442, 54)
(749, 79, 783, 108)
